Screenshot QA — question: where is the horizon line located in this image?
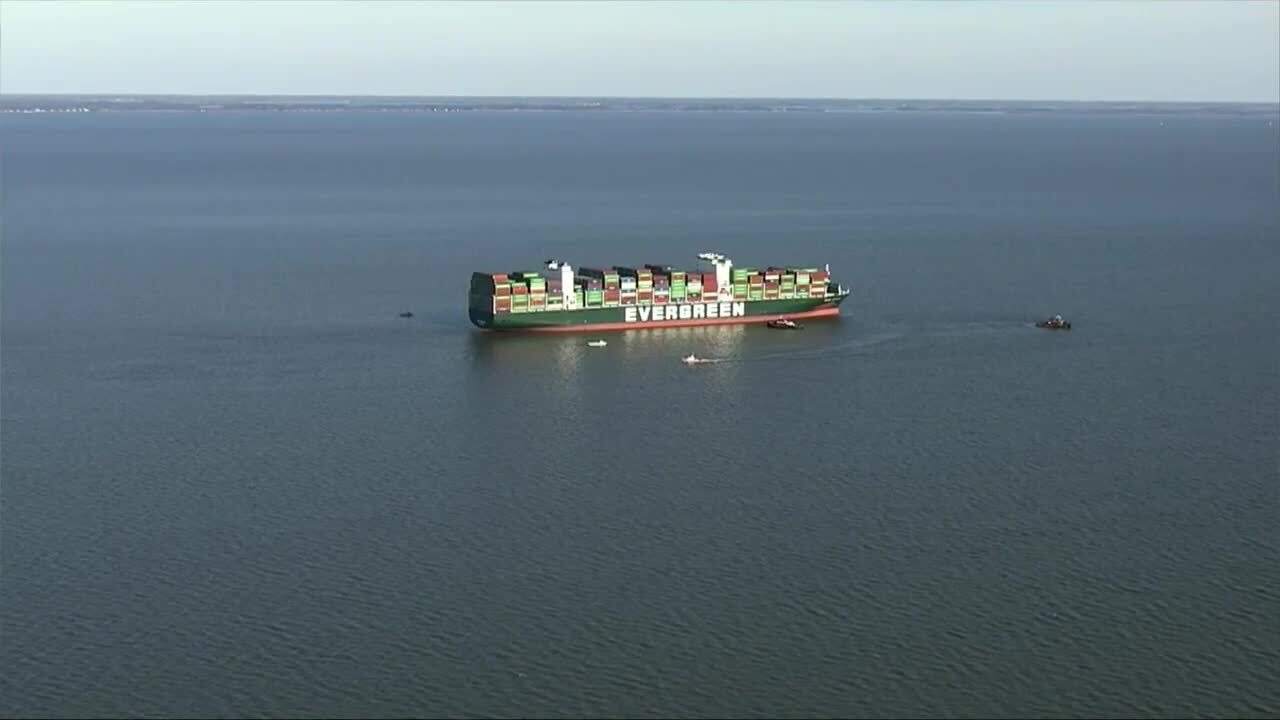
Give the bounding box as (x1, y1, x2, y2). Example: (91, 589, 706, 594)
(3, 92, 1278, 106)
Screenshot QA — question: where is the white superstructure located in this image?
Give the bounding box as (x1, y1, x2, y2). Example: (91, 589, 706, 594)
(697, 252, 734, 299)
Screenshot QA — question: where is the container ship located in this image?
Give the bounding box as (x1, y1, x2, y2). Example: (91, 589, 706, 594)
(469, 252, 850, 332)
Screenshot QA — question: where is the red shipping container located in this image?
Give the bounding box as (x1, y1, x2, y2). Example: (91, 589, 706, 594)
(494, 286, 511, 297)
(494, 298, 512, 313)
(492, 274, 509, 283)
(512, 285, 528, 295)
(812, 271, 829, 282)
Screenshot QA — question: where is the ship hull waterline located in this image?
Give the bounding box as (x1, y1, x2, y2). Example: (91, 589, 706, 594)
(470, 296, 848, 333)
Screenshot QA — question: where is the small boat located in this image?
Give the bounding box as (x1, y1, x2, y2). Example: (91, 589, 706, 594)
(398, 311, 414, 318)
(587, 340, 608, 347)
(683, 354, 700, 364)
(1035, 314, 1071, 330)
(767, 317, 802, 330)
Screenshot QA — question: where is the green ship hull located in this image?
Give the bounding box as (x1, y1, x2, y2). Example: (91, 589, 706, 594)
(469, 294, 849, 333)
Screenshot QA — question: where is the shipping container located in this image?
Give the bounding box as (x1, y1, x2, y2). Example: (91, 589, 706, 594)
(494, 297, 512, 313)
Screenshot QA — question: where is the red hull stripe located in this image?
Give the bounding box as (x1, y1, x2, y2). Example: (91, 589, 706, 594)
(499, 305, 841, 333)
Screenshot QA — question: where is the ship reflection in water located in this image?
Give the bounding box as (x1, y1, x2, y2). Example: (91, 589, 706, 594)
(464, 323, 748, 391)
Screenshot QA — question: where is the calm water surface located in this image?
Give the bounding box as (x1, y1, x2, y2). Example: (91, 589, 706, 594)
(3, 110, 1278, 718)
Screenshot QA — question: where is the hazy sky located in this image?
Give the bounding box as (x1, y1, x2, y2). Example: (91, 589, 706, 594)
(2, 1, 1277, 101)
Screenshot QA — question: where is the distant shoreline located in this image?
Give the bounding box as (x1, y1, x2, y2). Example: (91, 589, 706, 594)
(2, 94, 1277, 116)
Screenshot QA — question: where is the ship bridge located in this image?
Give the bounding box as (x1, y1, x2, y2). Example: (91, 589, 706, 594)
(698, 252, 734, 298)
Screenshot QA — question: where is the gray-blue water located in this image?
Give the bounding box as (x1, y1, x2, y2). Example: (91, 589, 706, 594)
(3, 109, 1278, 718)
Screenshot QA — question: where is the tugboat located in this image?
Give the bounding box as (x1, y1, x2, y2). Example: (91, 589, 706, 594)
(1035, 314, 1071, 330)
(766, 317, 803, 330)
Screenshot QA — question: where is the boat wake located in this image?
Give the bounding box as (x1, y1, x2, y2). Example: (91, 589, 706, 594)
(751, 331, 907, 362)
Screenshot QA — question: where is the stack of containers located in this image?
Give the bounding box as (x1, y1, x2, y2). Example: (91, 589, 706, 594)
(652, 270, 670, 304)
(614, 267, 638, 306)
(794, 268, 810, 298)
(763, 268, 782, 300)
(703, 272, 718, 299)
(546, 276, 563, 310)
(527, 273, 546, 312)
(578, 269, 606, 308)
(490, 273, 512, 313)
(637, 269, 654, 304)
(670, 271, 687, 303)
(731, 268, 749, 301)
(511, 282, 529, 313)
(810, 268, 829, 297)
(780, 271, 796, 299)
(686, 272, 702, 302)
(604, 270, 620, 307)
(748, 272, 764, 301)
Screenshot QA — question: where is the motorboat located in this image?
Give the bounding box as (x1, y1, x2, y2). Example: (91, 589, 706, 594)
(767, 317, 802, 330)
(587, 340, 608, 347)
(1035, 314, 1071, 330)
